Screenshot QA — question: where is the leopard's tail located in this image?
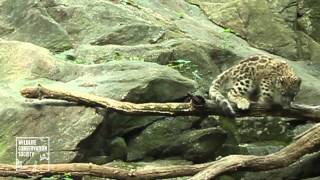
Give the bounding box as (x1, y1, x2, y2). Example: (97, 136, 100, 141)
(209, 69, 235, 116)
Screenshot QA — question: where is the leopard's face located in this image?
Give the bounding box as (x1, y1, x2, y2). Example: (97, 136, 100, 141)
(275, 76, 301, 107)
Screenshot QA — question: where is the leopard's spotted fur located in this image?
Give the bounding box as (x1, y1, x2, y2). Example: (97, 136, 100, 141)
(209, 55, 301, 115)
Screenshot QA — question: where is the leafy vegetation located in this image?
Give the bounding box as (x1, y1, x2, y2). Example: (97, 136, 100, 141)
(223, 27, 234, 33)
(54, 52, 86, 64)
(168, 59, 202, 80)
(62, 173, 73, 180)
(41, 172, 73, 180)
(220, 27, 236, 49)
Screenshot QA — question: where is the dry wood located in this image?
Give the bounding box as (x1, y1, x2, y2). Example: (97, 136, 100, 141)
(17, 85, 320, 179)
(0, 123, 319, 179)
(0, 162, 211, 179)
(20, 84, 320, 121)
(191, 123, 320, 180)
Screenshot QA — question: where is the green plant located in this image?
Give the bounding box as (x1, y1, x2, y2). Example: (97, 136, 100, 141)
(74, 58, 86, 64)
(177, 12, 184, 19)
(168, 59, 202, 80)
(62, 173, 73, 180)
(41, 173, 73, 180)
(220, 27, 235, 49)
(168, 59, 193, 71)
(223, 27, 234, 33)
(191, 69, 202, 80)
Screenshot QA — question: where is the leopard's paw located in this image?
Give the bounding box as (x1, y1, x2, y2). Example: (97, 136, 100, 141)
(236, 99, 250, 110)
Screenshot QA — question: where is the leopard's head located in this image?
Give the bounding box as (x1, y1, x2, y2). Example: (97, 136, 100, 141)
(275, 76, 301, 107)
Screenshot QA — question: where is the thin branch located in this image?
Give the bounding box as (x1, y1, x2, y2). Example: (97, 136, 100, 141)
(20, 85, 320, 121)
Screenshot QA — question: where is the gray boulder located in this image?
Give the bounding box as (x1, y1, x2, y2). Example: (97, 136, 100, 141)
(127, 116, 227, 163)
(0, 0, 319, 177)
(0, 0, 72, 51)
(186, 0, 298, 59)
(0, 40, 196, 164)
(298, 0, 320, 43)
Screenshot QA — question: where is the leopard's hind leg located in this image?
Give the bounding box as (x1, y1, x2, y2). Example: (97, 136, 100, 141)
(228, 79, 252, 110)
(257, 78, 274, 107)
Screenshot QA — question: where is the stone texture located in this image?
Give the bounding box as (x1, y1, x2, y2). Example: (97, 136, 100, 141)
(127, 117, 227, 163)
(298, 0, 320, 43)
(0, 0, 319, 178)
(163, 127, 227, 163)
(127, 116, 199, 161)
(0, 0, 72, 51)
(186, 0, 298, 59)
(0, 40, 196, 164)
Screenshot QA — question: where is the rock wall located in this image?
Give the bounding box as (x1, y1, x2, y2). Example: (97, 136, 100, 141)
(0, 0, 319, 179)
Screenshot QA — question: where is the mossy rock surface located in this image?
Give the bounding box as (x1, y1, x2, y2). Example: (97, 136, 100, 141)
(0, 40, 196, 164)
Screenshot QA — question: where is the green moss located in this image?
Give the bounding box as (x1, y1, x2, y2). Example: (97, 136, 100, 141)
(0, 142, 8, 158)
(218, 117, 239, 143)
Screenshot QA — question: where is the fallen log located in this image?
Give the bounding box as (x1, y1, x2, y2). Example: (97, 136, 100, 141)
(191, 123, 320, 180)
(20, 84, 320, 121)
(16, 84, 320, 179)
(0, 123, 319, 179)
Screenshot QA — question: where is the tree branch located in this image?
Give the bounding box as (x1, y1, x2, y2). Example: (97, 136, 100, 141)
(20, 85, 320, 121)
(0, 123, 319, 179)
(191, 123, 320, 180)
